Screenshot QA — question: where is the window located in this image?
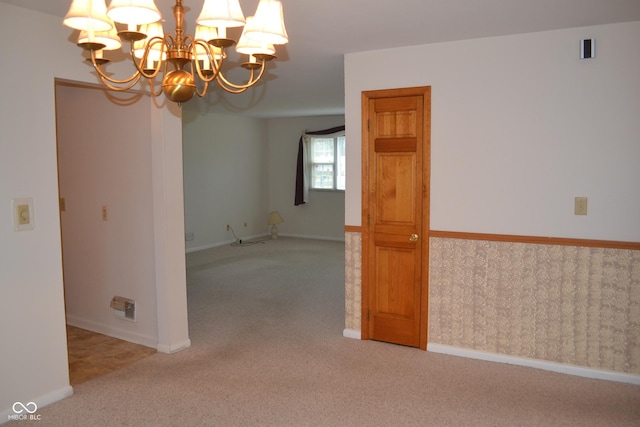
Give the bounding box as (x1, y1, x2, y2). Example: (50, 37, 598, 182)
(295, 126, 345, 206)
(306, 134, 346, 190)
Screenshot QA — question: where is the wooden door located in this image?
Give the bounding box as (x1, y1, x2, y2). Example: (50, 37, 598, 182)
(361, 87, 430, 349)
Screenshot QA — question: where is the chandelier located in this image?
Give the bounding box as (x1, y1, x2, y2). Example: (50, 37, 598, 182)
(63, 0, 289, 104)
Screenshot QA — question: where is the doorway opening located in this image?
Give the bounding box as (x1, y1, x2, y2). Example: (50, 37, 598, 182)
(54, 81, 159, 383)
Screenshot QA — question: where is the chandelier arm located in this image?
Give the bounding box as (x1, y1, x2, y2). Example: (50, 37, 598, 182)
(192, 40, 223, 83)
(195, 80, 210, 98)
(89, 50, 141, 86)
(214, 61, 267, 93)
(129, 37, 166, 80)
(164, 34, 177, 57)
(215, 78, 250, 94)
(96, 71, 142, 92)
(141, 59, 165, 99)
(147, 78, 164, 98)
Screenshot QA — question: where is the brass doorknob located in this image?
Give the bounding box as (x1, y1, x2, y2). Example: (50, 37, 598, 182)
(409, 233, 419, 242)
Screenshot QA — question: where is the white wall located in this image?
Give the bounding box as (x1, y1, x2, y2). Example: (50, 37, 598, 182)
(268, 116, 345, 240)
(345, 21, 640, 242)
(182, 111, 346, 251)
(0, 3, 188, 417)
(182, 111, 270, 250)
(56, 83, 158, 347)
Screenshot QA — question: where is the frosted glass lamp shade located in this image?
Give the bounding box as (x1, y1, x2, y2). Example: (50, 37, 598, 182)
(107, 0, 162, 26)
(63, 0, 112, 32)
(197, 0, 246, 28)
(245, 0, 288, 45)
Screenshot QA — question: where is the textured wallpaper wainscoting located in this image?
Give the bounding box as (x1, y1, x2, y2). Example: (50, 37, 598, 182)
(429, 237, 640, 374)
(344, 232, 640, 375)
(345, 232, 362, 332)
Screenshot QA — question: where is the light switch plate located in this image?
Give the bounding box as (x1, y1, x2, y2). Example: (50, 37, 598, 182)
(12, 198, 34, 231)
(574, 197, 588, 215)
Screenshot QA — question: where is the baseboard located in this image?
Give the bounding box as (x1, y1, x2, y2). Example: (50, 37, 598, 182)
(343, 328, 361, 339)
(157, 338, 191, 354)
(1, 385, 73, 424)
(66, 315, 157, 349)
(186, 233, 276, 253)
(280, 233, 345, 242)
(185, 239, 238, 253)
(427, 343, 640, 385)
(187, 234, 345, 253)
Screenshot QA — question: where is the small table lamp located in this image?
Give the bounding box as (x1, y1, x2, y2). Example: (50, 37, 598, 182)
(268, 211, 284, 239)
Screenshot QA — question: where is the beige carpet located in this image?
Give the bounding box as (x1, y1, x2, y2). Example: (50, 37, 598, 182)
(12, 238, 640, 426)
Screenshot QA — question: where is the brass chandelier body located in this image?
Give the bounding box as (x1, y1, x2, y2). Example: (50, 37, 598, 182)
(63, 0, 288, 104)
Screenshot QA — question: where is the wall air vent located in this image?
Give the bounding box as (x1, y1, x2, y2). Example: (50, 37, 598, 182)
(110, 296, 136, 321)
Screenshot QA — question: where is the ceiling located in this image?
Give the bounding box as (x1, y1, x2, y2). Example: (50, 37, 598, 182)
(3, 0, 640, 118)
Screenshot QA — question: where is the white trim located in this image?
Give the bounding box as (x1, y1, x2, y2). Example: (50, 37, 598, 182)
(1, 385, 73, 425)
(343, 328, 361, 339)
(185, 233, 273, 253)
(279, 233, 345, 242)
(66, 315, 157, 349)
(186, 234, 345, 253)
(427, 343, 640, 385)
(186, 239, 237, 253)
(157, 338, 192, 354)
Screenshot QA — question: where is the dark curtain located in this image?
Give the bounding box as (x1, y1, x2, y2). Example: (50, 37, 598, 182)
(294, 125, 345, 206)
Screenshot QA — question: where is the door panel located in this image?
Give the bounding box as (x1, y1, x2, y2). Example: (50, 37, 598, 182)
(362, 87, 430, 349)
(376, 152, 416, 225)
(375, 244, 416, 317)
